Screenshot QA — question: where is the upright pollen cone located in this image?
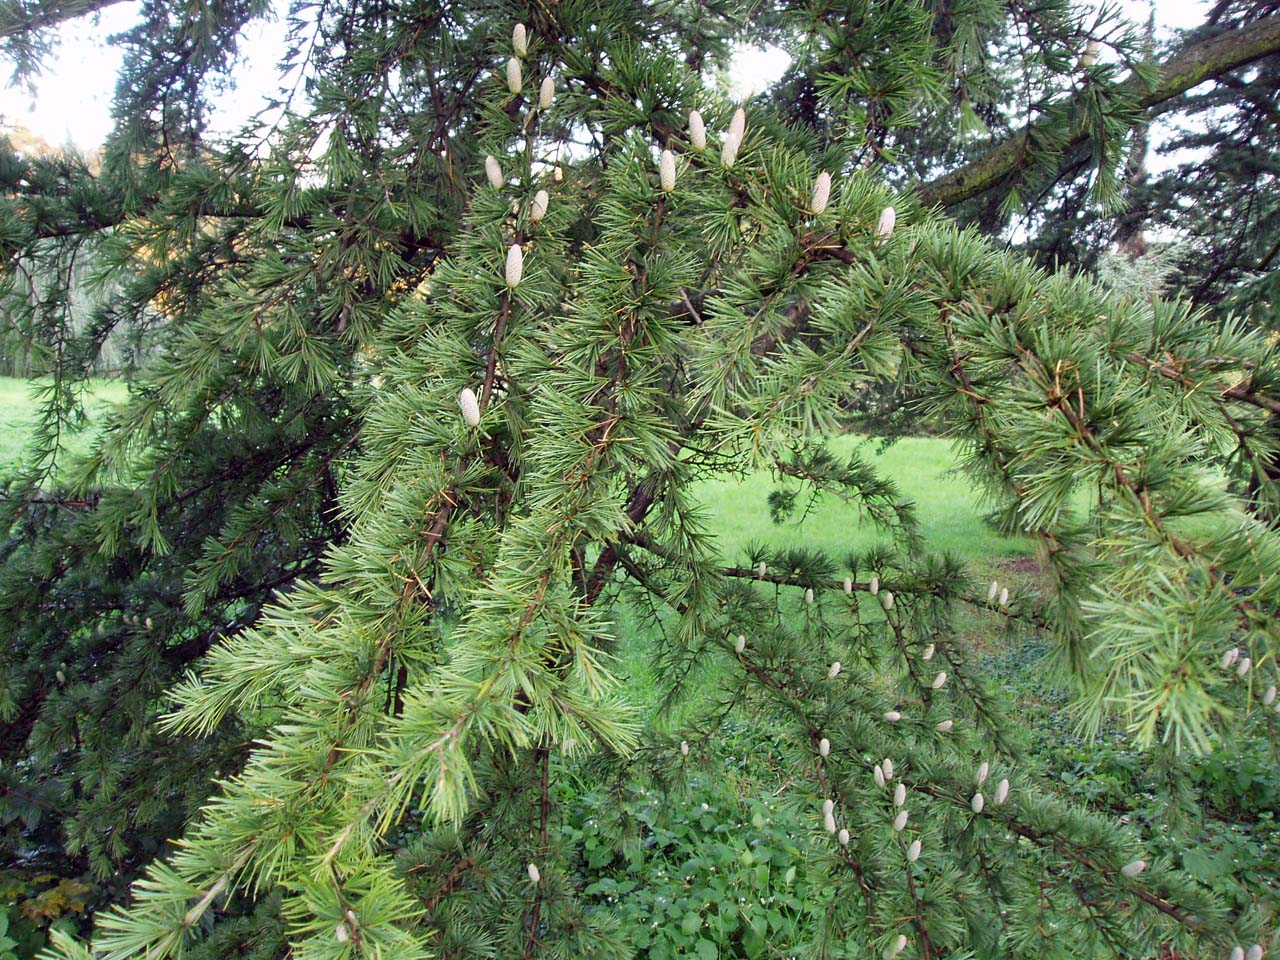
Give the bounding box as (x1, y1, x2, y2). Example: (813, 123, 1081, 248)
(906, 839, 921, 862)
(459, 388, 481, 427)
(998, 587, 1009, 606)
(932, 671, 947, 689)
(720, 131, 742, 168)
(827, 661, 841, 679)
(529, 189, 549, 223)
(995, 778, 1010, 804)
(1080, 39, 1100, 68)
(506, 56, 522, 95)
(734, 633, 746, 654)
(527, 862, 540, 883)
(843, 577, 853, 594)
(810, 171, 831, 214)
(539, 75, 555, 109)
(505, 244, 523, 288)
(485, 155, 503, 189)
(819, 737, 830, 757)
(876, 206, 896, 238)
(870, 575, 880, 595)
(970, 793, 985, 813)
(729, 106, 746, 138)
(1121, 859, 1146, 878)
(660, 149, 676, 192)
(512, 23, 528, 57)
(688, 109, 706, 150)
(987, 580, 999, 601)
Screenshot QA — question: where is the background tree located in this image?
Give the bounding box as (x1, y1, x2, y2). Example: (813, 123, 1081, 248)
(0, 1, 1277, 958)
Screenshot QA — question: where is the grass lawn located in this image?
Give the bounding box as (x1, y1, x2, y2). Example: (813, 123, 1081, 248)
(0, 376, 129, 476)
(694, 434, 1029, 565)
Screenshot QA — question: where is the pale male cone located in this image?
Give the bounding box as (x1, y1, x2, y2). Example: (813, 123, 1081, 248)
(688, 109, 706, 150)
(876, 205, 896, 238)
(529, 189, 549, 223)
(505, 244, 523, 288)
(810, 170, 831, 214)
(659, 149, 676, 192)
(459, 388, 481, 428)
(729, 106, 746, 138)
(485, 155, 503, 189)
(720, 130, 742, 168)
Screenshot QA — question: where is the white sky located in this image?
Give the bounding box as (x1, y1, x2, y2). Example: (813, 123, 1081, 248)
(0, 0, 1211, 153)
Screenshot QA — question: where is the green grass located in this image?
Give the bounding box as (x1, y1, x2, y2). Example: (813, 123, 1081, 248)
(694, 434, 1029, 565)
(612, 435, 1040, 724)
(0, 376, 128, 477)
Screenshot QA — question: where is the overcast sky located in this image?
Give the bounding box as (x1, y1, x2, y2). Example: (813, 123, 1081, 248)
(0, 0, 1209, 153)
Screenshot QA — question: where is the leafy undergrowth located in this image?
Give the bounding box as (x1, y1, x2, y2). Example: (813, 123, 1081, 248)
(986, 635, 1280, 926)
(567, 718, 827, 960)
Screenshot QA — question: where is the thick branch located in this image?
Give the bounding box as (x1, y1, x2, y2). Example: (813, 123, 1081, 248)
(920, 13, 1280, 208)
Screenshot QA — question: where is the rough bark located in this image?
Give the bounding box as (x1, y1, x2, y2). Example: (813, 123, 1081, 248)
(920, 13, 1280, 209)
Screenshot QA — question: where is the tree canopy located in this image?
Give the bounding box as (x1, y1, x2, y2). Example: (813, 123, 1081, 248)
(0, 1, 1278, 958)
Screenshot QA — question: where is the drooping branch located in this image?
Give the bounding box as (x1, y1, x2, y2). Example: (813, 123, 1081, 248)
(0, 0, 128, 41)
(919, 12, 1280, 209)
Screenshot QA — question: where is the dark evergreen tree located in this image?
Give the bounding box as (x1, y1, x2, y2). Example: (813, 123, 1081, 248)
(0, 2, 1277, 959)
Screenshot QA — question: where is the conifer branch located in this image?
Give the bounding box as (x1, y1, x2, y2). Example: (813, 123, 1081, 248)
(920, 12, 1280, 208)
